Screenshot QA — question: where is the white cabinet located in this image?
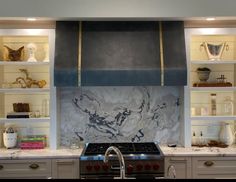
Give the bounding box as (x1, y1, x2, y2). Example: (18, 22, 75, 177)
(0, 159, 52, 179)
(0, 29, 57, 149)
(52, 159, 80, 179)
(165, 157, 191, 179)
(165, 156, 236, 179)
(192, 156, 236, 179)
(0, 158, 80, 179)
(185, 28, 236, 147)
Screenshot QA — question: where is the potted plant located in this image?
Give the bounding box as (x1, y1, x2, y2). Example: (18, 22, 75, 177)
(196, 67, 211, 82)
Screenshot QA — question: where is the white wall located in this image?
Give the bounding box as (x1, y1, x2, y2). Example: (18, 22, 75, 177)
(0, 0, 236, 20)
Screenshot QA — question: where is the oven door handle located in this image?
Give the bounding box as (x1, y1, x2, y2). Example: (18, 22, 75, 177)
(110, 165, 121, 170)
(155, 177, 165, 179)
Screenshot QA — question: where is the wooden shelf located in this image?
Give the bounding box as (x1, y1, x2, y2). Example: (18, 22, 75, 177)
(190, 87, 236, 92)
(191, 115, 236, 121)
(0, 117, 50, 123)
(193, 82, 233, 87)
(191, 60, 236, 64)
(0, 88, 50, 93)
(0, 61, 50, 66)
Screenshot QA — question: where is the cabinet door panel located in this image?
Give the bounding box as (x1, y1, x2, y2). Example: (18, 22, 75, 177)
(165, 157, 191, 179)
(52, 159, 79, 179)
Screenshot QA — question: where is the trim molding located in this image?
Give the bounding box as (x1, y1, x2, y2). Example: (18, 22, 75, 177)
(78, 21, 82, 86)
(159, 21, 164, 86)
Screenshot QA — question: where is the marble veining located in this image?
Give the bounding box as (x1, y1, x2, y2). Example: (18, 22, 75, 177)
(60, 86, 183, 147)
(160, 145, 236, 157)
(0, 148, 83, 159)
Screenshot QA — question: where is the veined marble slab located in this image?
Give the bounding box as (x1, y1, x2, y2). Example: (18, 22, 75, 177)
(160, 145, 236, 157)
(0, 148, 83, 159)
(60, 86, 183, 147)
(0, 146, 236, 159)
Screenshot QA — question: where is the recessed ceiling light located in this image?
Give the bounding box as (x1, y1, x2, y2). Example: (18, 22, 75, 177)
(27, 18, 36, 21)
(206, 17, 215, 21)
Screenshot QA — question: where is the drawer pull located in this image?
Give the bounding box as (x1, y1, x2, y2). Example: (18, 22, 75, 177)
(204, 161, 214, 167)
(0, 165, 3, 170)
(29, 163, 39, 169)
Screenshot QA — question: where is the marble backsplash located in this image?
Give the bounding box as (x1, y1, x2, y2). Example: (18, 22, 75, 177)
(59, 86, 184, 147)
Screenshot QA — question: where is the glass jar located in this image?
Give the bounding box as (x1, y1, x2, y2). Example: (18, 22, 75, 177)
(41, 99, 50, 117)
(222, 96, 234, 115)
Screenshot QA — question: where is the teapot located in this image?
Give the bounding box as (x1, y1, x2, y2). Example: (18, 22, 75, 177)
(219, 122, 236, 146)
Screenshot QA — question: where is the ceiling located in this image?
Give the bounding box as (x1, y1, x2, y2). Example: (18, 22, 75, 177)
(1, 18, 236, 29)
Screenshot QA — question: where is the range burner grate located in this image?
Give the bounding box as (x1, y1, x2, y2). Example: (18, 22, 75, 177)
(84, 142, 160, 155)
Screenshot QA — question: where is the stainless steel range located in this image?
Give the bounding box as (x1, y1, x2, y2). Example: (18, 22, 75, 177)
(79, 142, 164, 179)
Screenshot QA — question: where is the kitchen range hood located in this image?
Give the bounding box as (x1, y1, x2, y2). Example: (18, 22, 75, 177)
(54, 21, 187, 86)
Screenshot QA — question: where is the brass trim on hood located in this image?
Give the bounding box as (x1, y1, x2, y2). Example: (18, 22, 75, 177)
(159, 21, 164, 86)
(78, 21, 82, 86)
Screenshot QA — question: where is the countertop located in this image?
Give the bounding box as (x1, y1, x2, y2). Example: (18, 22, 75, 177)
(0, 148, 83, 159)
(0, 145, 236, 159)
(160, 144, 236, 157)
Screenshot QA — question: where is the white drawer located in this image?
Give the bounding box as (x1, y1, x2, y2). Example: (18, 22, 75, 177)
(0, 159, 51, 178)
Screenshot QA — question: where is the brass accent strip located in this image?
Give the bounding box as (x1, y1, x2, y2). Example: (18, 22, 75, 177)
(159, 22, 164, 86)
(78, 21, 82, 86)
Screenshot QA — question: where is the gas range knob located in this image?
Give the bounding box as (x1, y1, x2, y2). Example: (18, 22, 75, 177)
(145, 164, 151, 170)
(127, 164, 134, 174)
(86, 165, 93, 171)
(153, 164, 160, 170)
(94, 164, 100, 171)
(136, 164, 143, 171)
(102, 164, 109, 171)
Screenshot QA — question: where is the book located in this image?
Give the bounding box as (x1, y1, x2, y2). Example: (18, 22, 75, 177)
(7, 112, 33, 118)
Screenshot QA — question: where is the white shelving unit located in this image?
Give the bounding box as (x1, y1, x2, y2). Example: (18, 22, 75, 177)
(190, 116, 236, 121)
(191, 60, 236, 64)
(185, 28, 236, 147)
(0, 29, 57, 149)
(0, 88, 50, 93)
(190, 87, 236, 92)
(0, 117, 50, 123)
(0, 61, 50, 66)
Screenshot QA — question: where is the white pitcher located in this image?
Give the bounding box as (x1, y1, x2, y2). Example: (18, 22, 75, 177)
(219, 123, 236, 145)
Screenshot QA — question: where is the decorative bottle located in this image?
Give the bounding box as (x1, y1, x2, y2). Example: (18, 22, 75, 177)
(210, 93, 217, 116)
(198, 131, 205, 147)
(191, 131, 197, 146)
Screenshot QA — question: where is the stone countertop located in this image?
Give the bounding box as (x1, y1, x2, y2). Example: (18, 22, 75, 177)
(0, 148, 83, 160)
(1, 145, 236, 159)
(160, 144, 236, 157)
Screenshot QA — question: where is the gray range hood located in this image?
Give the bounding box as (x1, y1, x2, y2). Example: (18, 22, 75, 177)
(54, 21, 187, 86)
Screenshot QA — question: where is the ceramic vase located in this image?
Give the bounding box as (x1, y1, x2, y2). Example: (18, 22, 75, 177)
(219, 123, 235, 145)
(3, 132, 17, 149)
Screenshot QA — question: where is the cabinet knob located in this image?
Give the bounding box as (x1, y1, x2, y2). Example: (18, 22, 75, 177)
(29, 163, 39, 169)
(0, 165, 4, 170)
(204, 161, 214, 167)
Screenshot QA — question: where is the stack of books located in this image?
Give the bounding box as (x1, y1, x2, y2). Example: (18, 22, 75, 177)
(20, 135, 47, 149)
(7, 112, 33, 118)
